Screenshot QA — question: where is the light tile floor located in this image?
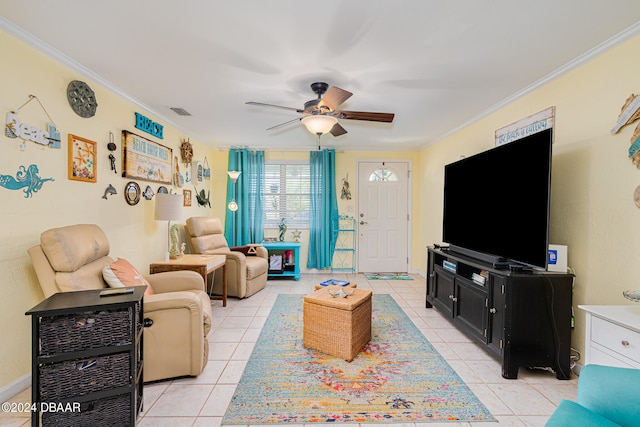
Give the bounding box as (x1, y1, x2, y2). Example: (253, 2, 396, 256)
(2, 273, 577, 426)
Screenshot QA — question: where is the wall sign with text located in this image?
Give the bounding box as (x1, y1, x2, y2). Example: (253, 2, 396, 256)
(495, 107, 555, 146)
(134, 112, 164, 139)
(121, 130, 172, 184)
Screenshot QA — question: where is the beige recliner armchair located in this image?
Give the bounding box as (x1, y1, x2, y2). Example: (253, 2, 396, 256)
(27, 224, 212, 383)
(185, 217, 268, 298)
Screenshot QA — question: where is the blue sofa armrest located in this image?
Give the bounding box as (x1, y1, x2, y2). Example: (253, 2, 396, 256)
(577, 364, 640, 427)
(546, 400, 620, 427)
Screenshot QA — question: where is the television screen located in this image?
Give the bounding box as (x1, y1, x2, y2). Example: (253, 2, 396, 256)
(442, 128, 552, 269)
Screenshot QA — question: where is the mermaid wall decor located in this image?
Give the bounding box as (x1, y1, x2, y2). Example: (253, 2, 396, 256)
(0, 164, 54, 198)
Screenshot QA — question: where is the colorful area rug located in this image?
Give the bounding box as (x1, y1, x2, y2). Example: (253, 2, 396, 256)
(364, 272, 413, 280)
(222, 294, 494, 424)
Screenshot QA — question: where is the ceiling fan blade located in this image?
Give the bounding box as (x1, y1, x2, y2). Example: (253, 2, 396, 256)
(318, 86, 353, 111)
(336, 110, 395, 122)
(246, 101, 303, 113)
(330, 123, 348, 137)
(266, 117, 301, 130)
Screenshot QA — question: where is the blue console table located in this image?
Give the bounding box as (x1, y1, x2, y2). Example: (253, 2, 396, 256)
(263, 241, 300, 280)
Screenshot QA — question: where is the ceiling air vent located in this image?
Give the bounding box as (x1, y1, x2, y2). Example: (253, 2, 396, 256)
(170, 107, 191, 116)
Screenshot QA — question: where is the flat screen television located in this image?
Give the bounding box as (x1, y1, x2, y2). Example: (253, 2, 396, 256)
(442, 128, 553, 269)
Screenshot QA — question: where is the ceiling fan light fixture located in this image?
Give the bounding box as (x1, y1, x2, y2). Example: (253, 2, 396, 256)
(301, 115, 338, 135)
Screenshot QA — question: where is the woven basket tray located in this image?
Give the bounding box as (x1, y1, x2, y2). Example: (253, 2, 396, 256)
(42, 393, 131, 427)
(39, 307, 133, 355)
(39, 352, 130, 400)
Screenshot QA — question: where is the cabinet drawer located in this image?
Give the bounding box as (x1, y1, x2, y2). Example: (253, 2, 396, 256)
(39, 307, 134, 355)
(42, 393, 132, 427)
(591, 316, 640, 363)
(590, 344, 640, 369)
(39, 352, 131, 399)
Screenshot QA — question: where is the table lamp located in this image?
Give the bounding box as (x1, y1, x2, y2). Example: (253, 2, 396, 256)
(154, 193, 183, 260)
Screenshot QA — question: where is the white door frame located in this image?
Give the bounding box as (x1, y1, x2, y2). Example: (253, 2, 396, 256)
(356, 159, 412, 273)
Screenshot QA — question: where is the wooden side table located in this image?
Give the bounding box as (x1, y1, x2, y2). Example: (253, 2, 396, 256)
(150, 254, 227, 306)
(579, 305, 640, 369)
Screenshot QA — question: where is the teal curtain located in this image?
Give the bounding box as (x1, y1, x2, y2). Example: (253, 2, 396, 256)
(307, 149, 339, 269)
(225, 148, 265, 246)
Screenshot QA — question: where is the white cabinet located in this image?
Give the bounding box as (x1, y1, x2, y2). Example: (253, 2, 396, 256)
(579, 305, 640, 369)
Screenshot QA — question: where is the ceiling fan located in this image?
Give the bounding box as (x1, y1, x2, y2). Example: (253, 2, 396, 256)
(246, 82, 395, 137)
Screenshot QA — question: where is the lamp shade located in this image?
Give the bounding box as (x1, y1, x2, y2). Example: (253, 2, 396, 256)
(154, 193, 183, 221)
(301, 115, 338, 135)
(227, 170, 241, 183)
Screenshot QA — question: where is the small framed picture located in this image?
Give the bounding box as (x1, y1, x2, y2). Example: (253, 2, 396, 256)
(183, 189, 192, 207)
(68, 134, 97, 182)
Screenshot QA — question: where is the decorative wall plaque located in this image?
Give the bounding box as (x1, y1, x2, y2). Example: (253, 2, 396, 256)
(67, 80, 98, 118)
(122, 130, 172, 184)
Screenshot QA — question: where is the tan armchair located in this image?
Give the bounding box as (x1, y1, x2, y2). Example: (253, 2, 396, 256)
(185, 217, 268, 298)
(27, 224, 212, 383)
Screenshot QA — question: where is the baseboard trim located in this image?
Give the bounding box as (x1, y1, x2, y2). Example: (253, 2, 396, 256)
(0, 373, 30, 403)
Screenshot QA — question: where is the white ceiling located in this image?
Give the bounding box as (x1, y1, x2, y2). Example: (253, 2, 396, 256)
(2, 1, 640, 151)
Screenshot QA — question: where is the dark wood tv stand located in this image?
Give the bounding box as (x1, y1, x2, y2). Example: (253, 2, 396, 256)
(426, 247, 574, 379)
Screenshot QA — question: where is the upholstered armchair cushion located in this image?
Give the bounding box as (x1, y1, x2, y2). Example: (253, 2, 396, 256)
(28, 224, 213, 383)
(187, 216, 229, 253)
(40, 224, 110, 272)
(185, 217, 268, 299)
(37, 224, 113, 294)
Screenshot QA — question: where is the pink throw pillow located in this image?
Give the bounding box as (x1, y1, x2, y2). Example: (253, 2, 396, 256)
(103, 258, 154, 296)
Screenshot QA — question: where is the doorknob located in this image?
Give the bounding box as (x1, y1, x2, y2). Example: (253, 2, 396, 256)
(359, 221, 368, 225)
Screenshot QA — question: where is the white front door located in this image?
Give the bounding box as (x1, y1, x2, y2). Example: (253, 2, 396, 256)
(357, 161, 410, 272)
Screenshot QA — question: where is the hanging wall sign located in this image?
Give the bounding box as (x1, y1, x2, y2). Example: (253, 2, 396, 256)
(134, 112, 164, 139)
(495, 106, 555, 146)
(0, 164, 54, 198)
(5, 111, 61, 148)
(122, 130, 172, 184)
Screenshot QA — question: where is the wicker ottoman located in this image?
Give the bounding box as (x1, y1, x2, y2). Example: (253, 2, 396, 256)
(303, 288, 372, 362)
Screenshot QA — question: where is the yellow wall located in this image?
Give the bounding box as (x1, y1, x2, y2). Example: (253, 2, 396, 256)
(417, 33, 640, 362)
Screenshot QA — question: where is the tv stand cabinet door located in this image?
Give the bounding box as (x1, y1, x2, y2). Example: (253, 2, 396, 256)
(455, 277, 489, 343)
(431, 266, 455, 318)
(502, 274, 573, 380)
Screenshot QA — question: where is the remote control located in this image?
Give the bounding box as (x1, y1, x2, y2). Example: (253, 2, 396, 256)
(100, 287, 135, 297)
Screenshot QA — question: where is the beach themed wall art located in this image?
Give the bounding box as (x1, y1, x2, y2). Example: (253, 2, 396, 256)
(68, 134, 97, 182)
(0, 164, 54, 198)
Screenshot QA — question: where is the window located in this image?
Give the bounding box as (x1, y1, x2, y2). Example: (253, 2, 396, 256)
(369, 166, 398, 182)
(263, 161, 310, 229)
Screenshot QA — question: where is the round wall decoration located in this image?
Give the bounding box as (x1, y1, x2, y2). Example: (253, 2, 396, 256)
(67, 80, 98, 118)
(124, 181, 141, 205)
(634, 185, 640, 209)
